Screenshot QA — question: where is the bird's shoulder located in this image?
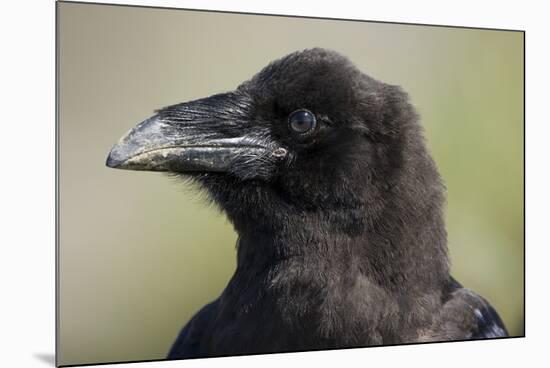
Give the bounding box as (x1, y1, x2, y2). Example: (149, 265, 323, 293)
(167, 299, 219, 359)
(420, 278, 508, 341)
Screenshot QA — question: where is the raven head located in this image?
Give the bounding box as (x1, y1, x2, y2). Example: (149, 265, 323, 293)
(107, 48, 443, 234)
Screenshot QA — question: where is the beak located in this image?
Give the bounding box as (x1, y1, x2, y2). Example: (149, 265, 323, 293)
(106, 92, 276, 173)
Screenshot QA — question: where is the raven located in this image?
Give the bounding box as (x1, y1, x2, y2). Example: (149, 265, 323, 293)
(106, 48, 508, 359)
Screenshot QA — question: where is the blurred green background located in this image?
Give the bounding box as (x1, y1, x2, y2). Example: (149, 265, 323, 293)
(58, 2, 524, 366)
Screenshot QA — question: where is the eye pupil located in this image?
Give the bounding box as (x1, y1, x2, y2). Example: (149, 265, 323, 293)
(288, 109, 316, 134)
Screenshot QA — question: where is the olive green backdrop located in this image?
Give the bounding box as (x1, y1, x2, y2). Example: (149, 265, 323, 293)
(58, 2, 524, 366)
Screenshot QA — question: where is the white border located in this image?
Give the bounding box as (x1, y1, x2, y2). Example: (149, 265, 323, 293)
(2, 1, 548, 367)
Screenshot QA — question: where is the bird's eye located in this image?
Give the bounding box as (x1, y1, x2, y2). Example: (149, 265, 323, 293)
(288, 109, 317, 135)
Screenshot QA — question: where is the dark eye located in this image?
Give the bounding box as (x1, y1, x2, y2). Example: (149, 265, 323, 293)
(288, 109, 317, 134)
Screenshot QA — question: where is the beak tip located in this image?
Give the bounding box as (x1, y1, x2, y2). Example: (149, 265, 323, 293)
(106, 150, 124, 169)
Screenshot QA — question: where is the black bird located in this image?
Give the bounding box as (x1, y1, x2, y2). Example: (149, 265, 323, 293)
(106, 48, 508, 359)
